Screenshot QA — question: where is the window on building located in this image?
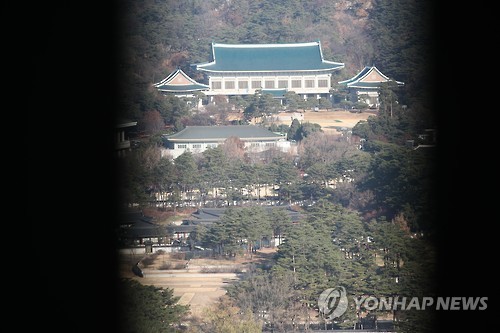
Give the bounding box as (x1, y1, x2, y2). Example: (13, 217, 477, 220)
(251, 81, 262, 89)
(238, 81, 248, 89)
(250, 142, 260, 147)
(305, 80, 315, 88)
(278, 80, 288, 88)
(265, 80, 275, 89)
(318, 79, 329, 88)
(177, 144, 187, 149)
(192, 144, 202, 149)
(265, 142, 276, 147)
(212, 81, 222, 90)
(225, 81, 235, 89)
(291, 80, 301, 88)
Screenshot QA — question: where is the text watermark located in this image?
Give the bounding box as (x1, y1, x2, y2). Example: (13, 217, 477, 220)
(318, 286, 488, 319)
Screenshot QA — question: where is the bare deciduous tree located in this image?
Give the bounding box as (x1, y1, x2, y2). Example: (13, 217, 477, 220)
(141, 110, 165, 134)
(221, 136, 246, 161)
(297, 132, 355, 169)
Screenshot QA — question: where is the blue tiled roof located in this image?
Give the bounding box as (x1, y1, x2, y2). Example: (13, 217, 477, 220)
(338, 66, 373, 85)
(338, 66, 404, 88)
(156, 84, 209, 92)
(164, 125, 284, 142)
(344, 82, 384, 89)
(195, 42, 344, 72)
(262, 89, 287, 98)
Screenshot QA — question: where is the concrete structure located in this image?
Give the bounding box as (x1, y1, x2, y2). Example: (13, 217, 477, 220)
(116, 119, 137, 157)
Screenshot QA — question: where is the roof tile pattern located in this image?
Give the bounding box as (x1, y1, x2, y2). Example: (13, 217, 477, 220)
(195, 41, 344, 72)
(165, 125, 284, 142)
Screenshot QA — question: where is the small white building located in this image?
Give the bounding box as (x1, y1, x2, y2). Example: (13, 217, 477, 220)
(162, 125, 290, 159)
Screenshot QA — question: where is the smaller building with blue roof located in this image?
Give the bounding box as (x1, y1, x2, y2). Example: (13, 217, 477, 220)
(338, 66, 404, 108)
(153, 68, 209, 103)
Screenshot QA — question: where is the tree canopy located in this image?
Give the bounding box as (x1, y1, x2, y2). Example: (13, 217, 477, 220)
(117, 278, 190, 333)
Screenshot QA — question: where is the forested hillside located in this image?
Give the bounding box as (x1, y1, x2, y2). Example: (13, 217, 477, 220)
(115, 0, 435, 124)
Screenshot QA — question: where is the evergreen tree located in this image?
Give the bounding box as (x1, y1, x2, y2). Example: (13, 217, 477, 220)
(174, 151, 200, 204)
(117, 278, 189, 333)
(287, 118, 301, 141)
(199, 146, 230, 206)
(267, 206, 293, 247)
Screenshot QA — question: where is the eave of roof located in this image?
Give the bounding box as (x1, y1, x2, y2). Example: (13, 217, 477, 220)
(116, 118, 138, 128)
(116, 121, 138, 128)
(347, 82, 385, 89)
(156, 84, 209, 92)
(194, 41, 344, 73)
(346, 81, 404, 89)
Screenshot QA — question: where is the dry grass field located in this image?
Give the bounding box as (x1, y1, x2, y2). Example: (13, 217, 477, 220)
(119, 248, 277, 318)
(301, 109, 375, 133)
(249, 108, 375, 134)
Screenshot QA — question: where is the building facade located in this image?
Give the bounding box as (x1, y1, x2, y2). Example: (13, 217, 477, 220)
(162, 125, 291, 159)
(193, 41, 344, 101)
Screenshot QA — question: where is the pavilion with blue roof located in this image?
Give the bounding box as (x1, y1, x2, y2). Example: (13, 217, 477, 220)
(338, 65, 404, 108)
(153, 68, 209, 99)
(193, 41, 344, 102)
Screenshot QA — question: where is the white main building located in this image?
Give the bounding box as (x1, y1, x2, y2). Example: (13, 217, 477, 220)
(193, 41, 344, 101)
